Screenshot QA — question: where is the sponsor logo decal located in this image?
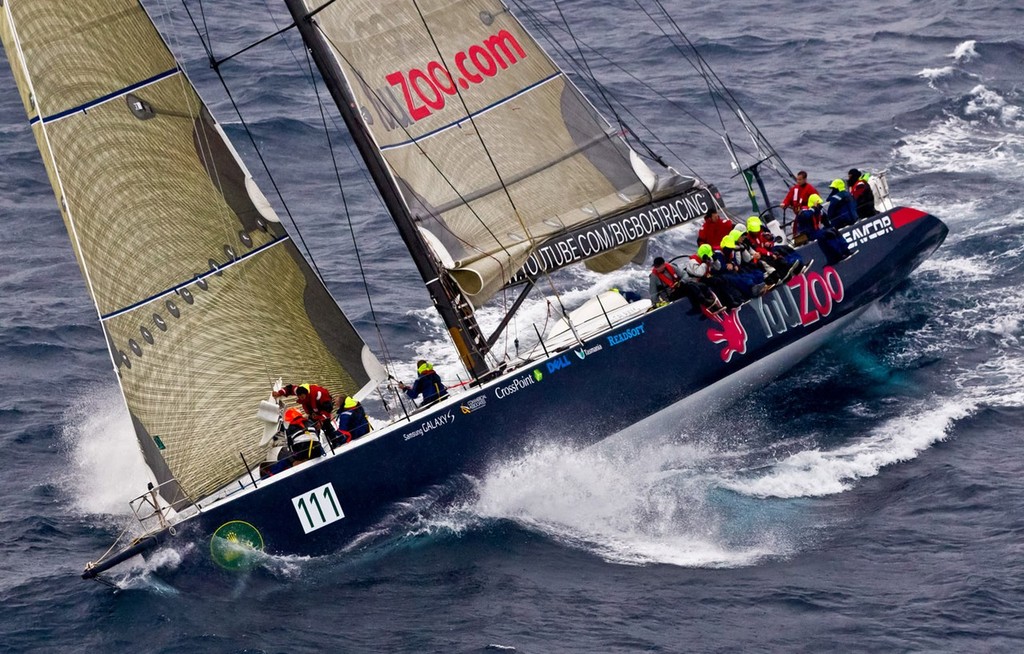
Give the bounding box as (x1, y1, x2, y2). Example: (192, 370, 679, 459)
(533, 369, 543, 382)
(460, 395, 487, 414)
(372, 30, 528, 128)
(706, 309, 748, 362)
(747, 266, 846, 339)
(403, 410, 455, 441)
(509, 191, 714, 283)
(606, 323, 646, 347)
(495, 373, 538, 400)
(546, 354, 572, 374)
(574, 344, 603, 360)
(844, 215, 893, 249)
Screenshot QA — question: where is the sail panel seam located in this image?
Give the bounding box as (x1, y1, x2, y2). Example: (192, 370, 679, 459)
(99, 236, 289, 321)
(379, 71, 562, 152)
(29, 67, 180, 126)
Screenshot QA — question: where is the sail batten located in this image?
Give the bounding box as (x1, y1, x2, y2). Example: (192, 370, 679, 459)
(98, 235, 290, 321)
(30, 67, 179, 125)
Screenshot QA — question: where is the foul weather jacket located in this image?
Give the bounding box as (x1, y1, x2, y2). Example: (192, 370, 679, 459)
(406, 370, 448, 406)
(336, 403, 371, 442)
(278, 384, 334, 423)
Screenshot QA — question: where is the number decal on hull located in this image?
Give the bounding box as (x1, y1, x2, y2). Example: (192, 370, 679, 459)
(292, 482, 345, 534)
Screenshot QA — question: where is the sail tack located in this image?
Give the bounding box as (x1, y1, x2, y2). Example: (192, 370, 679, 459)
(292, 0, 695, 305)
(1, 0, 381, 502)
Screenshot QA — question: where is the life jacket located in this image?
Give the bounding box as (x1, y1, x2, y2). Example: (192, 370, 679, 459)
(651, 262, 681, 290)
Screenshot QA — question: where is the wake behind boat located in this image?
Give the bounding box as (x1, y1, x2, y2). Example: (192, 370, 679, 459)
(0, 0, 945, 582)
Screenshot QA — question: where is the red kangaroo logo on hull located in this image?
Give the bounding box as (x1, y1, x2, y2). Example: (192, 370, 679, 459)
(706, 309, 748, 362)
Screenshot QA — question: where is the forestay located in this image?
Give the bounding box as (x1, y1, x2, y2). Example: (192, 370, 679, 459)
(292, 0, 696, 305)
(0, 0, 382, 504)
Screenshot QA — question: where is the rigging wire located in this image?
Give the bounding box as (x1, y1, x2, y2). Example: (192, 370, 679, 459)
(409, 0, 534, 252)
(507, 0, 743, 174)
(300, 36, 400, 376)
(511, 0, 786, 185)
(644, 0, 793, 182)
(181, 1, 328, 286)
(310, 29, 515, 270)
(256, 0, 399, 374)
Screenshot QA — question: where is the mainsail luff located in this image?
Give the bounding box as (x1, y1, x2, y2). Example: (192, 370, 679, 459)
(284, 0, 493, 379)
(0, 0, 382, 503)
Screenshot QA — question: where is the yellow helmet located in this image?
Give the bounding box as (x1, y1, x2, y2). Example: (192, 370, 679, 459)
(829, 179, 846, 192)
(807, 193, 823, 208)
(343, 396, 358, 410)
(746, 216, 762, 232)
(720, 233, 736, 249)
(697, 244, 713, 259)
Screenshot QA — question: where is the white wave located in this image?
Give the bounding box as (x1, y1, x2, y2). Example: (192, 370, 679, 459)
(722, 397, 966, 498)
(965, 84, 1022, 124)
(58, 384, 151, 516)
(914, 255, 992, 282)
(917, 65, 955, 82)
(894, 114, 1024, 178)
(948, 40, 977, 62)
(109, 544, 190, 593)
(461, 440, 789, 568)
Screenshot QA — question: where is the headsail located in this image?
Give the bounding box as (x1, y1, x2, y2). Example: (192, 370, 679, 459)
(0, 0, 383, 504)
(286, 0, 699, 306)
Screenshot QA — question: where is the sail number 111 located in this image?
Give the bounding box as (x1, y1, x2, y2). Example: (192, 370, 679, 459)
(292, 483, 345, 534)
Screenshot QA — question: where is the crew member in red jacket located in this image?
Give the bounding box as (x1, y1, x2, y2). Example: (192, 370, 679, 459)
(780, 170, 819, 215)
(273, 383, 337, 440)
(697, 209, 735, 250)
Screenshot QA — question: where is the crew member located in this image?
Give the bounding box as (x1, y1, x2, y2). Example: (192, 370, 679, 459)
(399, 361, 448, 406)
(649, 256, 685, 304)
(683, 244, 729, 312)
(795, 195, 851, 264)
(273, 382, 337, 441)
(847, 168, 878, 218)
(336, 396, 371, 445)
(697, 209, 734, 250)
(823, 179, 858, 229)
(780, 170, 819, 215)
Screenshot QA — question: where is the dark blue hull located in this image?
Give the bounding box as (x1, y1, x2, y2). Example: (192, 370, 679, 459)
(84, 207, 947, 576)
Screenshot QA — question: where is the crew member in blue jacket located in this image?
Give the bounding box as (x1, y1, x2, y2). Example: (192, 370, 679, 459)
(824, 179, 859, 229)
(335, 396, 371, 444)
(399, 360, 448, 406)
(797, 194, 851, 264)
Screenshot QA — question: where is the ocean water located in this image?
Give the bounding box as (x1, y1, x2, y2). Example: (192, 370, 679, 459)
(1, 0, 1023, 651)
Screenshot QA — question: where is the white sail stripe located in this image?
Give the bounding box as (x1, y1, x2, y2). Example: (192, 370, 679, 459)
(378, 71, 562, 152)
(99, 236, 291, 321)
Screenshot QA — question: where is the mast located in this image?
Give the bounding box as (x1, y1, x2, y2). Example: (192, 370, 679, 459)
(284, 0, 491, 379)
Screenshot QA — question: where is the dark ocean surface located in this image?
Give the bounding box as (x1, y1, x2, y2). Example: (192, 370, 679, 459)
(2, 0, 1023, 651)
